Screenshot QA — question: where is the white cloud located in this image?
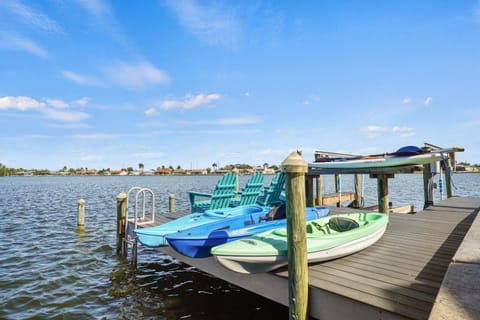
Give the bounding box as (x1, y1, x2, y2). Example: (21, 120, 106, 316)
(392, 126, 416, 137)
(105, 61, 170, 90)
(244, 92, 251, 97)
(1, 0, 61, 33)
(0, 95, 91, 122)
(402, 97, 412, 104)
(0, 96, 45, 110)
(73, 97, 89, 106)
(164, 0, 239, 48)
(360, 125, 389, 138)
(0, 32, 48, 57)
(41, 108, 90, 122)
(160, 93, 221, 110)
(75, 0, 111, 17)
(144, 107, 160, 117)
(46, 99, 68, 109)
(62, 71, 104, 86)
(361, 125, 416, 138)
(424, 96, 432, 105)
(216, 116, 260, 125)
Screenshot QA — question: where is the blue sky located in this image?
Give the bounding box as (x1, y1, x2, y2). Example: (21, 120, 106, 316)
(1, 0, 479, 171)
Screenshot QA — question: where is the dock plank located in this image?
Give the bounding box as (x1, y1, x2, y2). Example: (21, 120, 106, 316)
(156, 197, 480, 320)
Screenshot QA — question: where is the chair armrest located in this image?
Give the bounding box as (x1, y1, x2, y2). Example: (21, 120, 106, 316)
(188, 191, 213, 204)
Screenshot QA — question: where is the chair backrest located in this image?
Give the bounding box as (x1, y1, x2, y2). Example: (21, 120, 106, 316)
(238, 172, 264, 206)
(263, 172, 286, 207)
(209, 172, 237, 210)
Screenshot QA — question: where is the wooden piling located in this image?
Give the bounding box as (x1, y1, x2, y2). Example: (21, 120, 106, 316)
(370, 174, 393, 213)
(281, 151, 308, 320)
(315, 175, 323, 206)
(116, 192, 127, 256)
(306, 175, 314, 207)
(423, 164, 435, 208)
(334, 174, 341, 207)
(233, 168, 240, 193)
(169, 194, 175, 213)
(77, 199, 85, 231)
(444, 157, 454, 198)
(353, 174, 362, 208)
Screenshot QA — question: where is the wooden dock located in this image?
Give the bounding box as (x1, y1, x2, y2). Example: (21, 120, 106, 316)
(157, 197, 480, 320)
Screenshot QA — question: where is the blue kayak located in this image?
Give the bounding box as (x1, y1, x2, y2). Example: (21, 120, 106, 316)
(165, 206, 329, 258)
(134, 205, 271, 247)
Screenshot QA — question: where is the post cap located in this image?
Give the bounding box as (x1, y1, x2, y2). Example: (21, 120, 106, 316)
(281, 151, 308, 173)
(77, 199, 85, 205)
(116, 192, 127, 200)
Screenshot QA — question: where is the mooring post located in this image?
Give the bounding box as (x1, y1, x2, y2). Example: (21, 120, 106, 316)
(334, 173, 341, 207)
(315, 175, 323, 206)
(233, 168, 240, 193)
(169, 194, 175, 213)
(353, 174, 362, 208)
(370, 174, 394, 213)
(423, 164, 435, 208)
(281, 151, 308, 320)
(77, 199, 85, 231)
(444, 157, 454, 198)
(305, 175, 314, 207)
(116, 192, 127, 256)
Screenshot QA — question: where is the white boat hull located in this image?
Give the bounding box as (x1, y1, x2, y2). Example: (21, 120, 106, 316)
(215, 225, 387, 274)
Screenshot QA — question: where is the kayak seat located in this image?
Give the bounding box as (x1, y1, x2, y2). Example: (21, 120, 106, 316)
(266, 204, 286, 221)
(328, 217, 359, 232)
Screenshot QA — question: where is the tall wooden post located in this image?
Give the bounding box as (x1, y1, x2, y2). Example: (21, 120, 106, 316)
(423, 164, 435, 208)
(444, 157, 454, 198)
(77, 199, 85, 231)
(370, 174, 394, 213)
(305, 175, 314, 207)
(116, 192, 127, 256)
(169, 194, 175, 213)
(315, 175, 323, 206)
(282, 151, 308, 320)
(353, 174, 362, 208)
(334, 174, 341, 207)
(233, 168, 240, 193)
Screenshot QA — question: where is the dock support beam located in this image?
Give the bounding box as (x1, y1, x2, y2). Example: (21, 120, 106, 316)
(444, 157, 454, 198)
(306, 175, 314, 207)
(370, 174, 394, 213)
(116, 192, 127, 256)
(423, 164, 435, 208)
(316, 175, 323, 206)
(353, 174, 362, 208)
(282, 151, 308, 320)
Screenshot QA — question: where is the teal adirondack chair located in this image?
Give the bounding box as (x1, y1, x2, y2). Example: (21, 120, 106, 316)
(189, 172, 237, 213)
(257, 172, 286, 207)
(229, 172, 264, 207)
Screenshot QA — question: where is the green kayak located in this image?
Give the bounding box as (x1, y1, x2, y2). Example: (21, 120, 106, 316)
(211, 212, 388, 274)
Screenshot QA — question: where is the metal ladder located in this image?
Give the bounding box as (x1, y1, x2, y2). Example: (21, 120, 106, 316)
(122, 186, 156, 264)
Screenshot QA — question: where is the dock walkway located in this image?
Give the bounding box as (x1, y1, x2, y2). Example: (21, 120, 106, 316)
(157, 197, 480, 320)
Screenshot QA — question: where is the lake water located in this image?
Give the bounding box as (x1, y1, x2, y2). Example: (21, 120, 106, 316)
(1, 173, 479, 319)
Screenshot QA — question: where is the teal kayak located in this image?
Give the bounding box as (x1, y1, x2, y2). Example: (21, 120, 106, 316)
(135, 205, 271, 247)
(211, 212, 388, 274)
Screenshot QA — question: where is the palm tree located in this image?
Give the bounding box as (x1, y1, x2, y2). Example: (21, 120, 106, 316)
(138, 163, 144, 174)
(212, 162, 217, 172)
